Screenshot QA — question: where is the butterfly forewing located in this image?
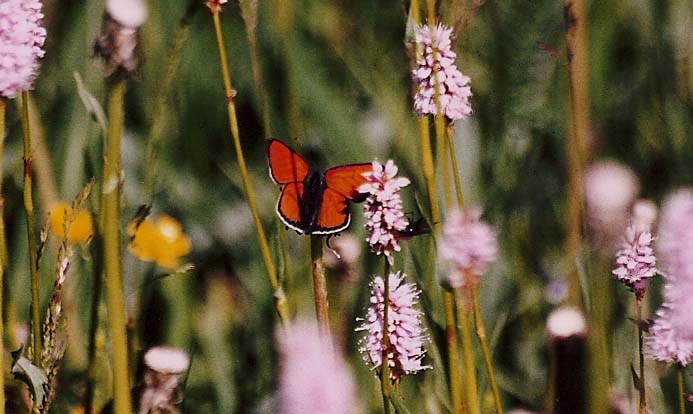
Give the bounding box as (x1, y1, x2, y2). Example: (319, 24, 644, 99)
(324, 163, 372, 200)
(267, 139, 310, 185)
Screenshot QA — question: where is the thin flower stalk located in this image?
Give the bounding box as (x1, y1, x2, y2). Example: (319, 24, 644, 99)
(0, 98, 6, 414)
(208, 5, 287, 323)
(637, 300, 646, 414)
(563, 0, 588, 309)
(471, 284, 502, 413)
(677, 367, 685, 414)
(20, 92, 41, 365)
(564, 2, 605, 413)
(93, 2, 149, 407)
(446, 125, 464, 207)
(418, 94, 462, 414)
(456, 290, 480, 414)
(411, 13, 462, 414)
(446, 118, 503, 414)
(102, 79, 132, 414)
(381, 260, 392, 414)
(310, 236, 330, 335)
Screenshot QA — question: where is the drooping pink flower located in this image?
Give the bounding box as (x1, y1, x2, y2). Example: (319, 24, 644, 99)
(612, 223, 657, 298)
(631, 199, 658, 232)
(359, 160, 410, 265)
(356, 272, 429, 381)
(439, 209, 497, 289)
(0, 0, 46, 98)
(645, 189, 693, 366)
(106, 0, 148, 28)
(583, 161, 639, 249)
(546, 306, 587, 340)
(412, 24, 472, 121)
(277, 320, 356, 414)
(140, 346, 190, 414)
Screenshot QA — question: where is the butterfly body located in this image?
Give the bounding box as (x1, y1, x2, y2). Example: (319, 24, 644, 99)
(297, 168, 327, 232)
(267, 139, 371, 236)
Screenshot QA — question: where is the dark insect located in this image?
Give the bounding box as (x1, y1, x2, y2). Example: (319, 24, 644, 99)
(395, 217, 432, 239)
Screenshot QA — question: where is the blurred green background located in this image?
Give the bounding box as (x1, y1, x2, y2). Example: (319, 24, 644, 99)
(1, 0, 691, 412)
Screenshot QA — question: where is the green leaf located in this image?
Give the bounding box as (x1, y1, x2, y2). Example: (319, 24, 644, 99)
(630, 364, 643, 391)
(11, 349, 48, 410)
(73, 71, 108, 137)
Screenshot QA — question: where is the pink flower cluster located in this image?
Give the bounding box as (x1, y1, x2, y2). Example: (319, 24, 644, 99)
(0, 0, 46, 98)
(356, 272, 429, 381)
(646, 190, 693, 365)
(612, 224, 657, 298)
(412, 24, 472, 121)
(439, 209, 497, 289)
(277, 321, 356, 414)
(359, 160, 410, 265)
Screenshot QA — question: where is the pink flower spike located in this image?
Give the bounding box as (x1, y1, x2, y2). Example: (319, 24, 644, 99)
(611, 223, 657, 298)
(412, 24, 472, 121)
(359, 160, 411, 265)
(439, 209, 498, 289)
(277, 320, 356, 414)
(356, 272, 430, 381)
(645, 189, 693, 366)
(0, 0, 47, 98)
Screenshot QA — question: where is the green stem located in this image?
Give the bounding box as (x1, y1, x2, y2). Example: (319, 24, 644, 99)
(389, 387, 413, 414)
(637, 299, 646, 414)
(417, 84, 463, 414)
(0, 98, 7, 414)
(381, 260, 392, 414)
(563, 0, 588, 308)
(425, 0, 435, 23)
(84, 228, 104, 414)
(456, 289, 480, 414)
(471, 284, 503, 413)
(210, 10, 287, 324)
(310, 236, 330, 335)
(677, 366, 685, 414)
(20, 91, 41, 365)
(102, 80, 132, 414)
(446, 125, 465, 209)
(444, 291, 462, 413)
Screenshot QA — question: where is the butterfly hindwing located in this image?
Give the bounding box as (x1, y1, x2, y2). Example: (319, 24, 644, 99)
(276, 181, 305, 234)
(267, 139, 310, 185)
(313, 164, 371, 234)
(314, 187, 350, 234)
(324, 163, 372, 201)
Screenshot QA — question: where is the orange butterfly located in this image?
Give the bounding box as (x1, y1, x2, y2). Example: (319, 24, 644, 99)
(267, 139, 372, 235)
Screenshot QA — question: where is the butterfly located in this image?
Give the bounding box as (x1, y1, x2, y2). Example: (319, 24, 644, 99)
(267, 139, 372, 235)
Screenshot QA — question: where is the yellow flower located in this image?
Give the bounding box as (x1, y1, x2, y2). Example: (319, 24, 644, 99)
(127, 215, 191, 269)
(48, 202, 94, 244)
